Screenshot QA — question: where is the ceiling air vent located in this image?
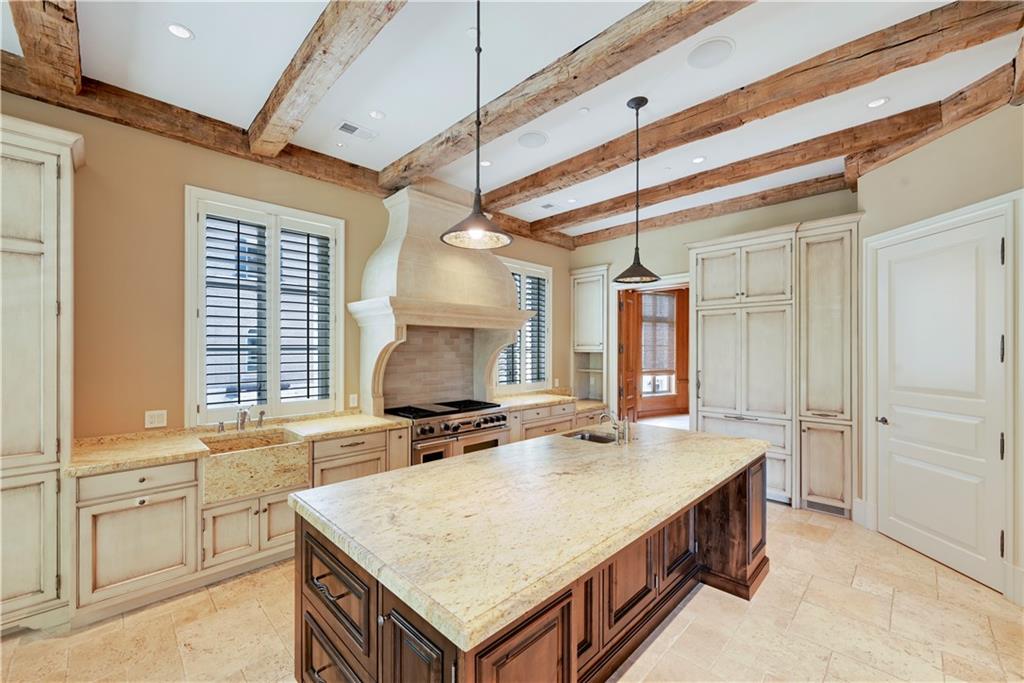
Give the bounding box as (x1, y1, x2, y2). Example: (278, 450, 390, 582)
(540, 203, 556, 209)
(337, 120, 378, 140)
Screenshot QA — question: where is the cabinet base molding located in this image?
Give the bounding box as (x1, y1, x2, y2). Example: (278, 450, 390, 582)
(700, 556, 769, 601)
(1, 601, 69, 636)
(69, 545, 291, 629)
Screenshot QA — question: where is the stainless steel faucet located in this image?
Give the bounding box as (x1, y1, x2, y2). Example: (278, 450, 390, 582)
(236, 408, 249, 431)
(257, 410, 266, 428)
(599, 412, 630, 445)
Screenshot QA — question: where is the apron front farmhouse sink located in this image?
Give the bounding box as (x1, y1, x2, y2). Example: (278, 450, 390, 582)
(200, 429, 310, 504)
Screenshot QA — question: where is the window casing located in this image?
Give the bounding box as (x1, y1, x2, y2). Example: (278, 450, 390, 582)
(497, 257, 552, 392)
(185, 187, 343, 426)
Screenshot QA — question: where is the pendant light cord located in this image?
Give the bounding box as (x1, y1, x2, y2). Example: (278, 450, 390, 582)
(474, 0, 482, 197)
(634, 104, 640, 252)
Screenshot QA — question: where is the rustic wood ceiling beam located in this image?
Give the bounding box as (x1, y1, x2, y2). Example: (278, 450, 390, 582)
(532, 104, 941, 234)
(1011, 34, 1024, 105)
(248, 0, 406, 157)
(491, 212, 574, 250)
(573, 174, 847, 247)
(486, 1, 1024, 212)
(846, 62, 1014, 181)
(377, 0, 751, 191)
(8, 0, 82, 94)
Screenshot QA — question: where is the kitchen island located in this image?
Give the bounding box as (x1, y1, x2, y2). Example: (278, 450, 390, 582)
(289, 423, 769, 683)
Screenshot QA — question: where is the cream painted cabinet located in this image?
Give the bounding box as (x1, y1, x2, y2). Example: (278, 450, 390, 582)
(508, 410, 524, 442)
(740, 240, 792, 303)
(313, 449, 387, 487)
(78, 486, 198, 606)
(202, 499, 260, 568)
(800, 422, 852, 510)
(1, 470, 59, 614)
(387, 428, 411, 469)
(573, 271, 607, 351)
(798, 230, 853, 421)
(695, 248, 740, 306)
(695, 310, 741, 414)
(259, 490, 297, 550)
(741, 306, 793, 419)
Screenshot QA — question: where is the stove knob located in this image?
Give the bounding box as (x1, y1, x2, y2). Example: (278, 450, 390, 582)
(474, 420, 483, 428)
(497, 415, 506, 422)
(418, 426, 429, 436)
(451, 424, 461, 433)
(442, 423, 451, 432)
(428, 425, 436, 435)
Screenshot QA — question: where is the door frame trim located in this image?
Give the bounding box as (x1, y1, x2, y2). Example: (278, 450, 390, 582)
(608, 273, 690, 421)
(861, 190, 1021, 601)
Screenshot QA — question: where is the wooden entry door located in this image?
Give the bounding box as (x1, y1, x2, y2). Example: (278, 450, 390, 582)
(875, 208, 1006, 590)
(618, 290, 639, 421)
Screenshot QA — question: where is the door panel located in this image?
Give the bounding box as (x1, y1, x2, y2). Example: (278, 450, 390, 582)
(573, 571, 600, 670)
(801, 422, 852, 509)
(475, 594, 574, 683)
(618, 290, 639, 421)
(1, 470, 58, 615)
(696, 310, 740, 413)
(380, 589, 458, 683)
(695, 248, 740, 306)
(741, 306, 792, 418)
(741, 240, 791, 302)
(602, 534, 657, 645)
(314, 449, 385, 487)
(658, 510, 696, 592)
(574, 274, 606, 351)
(260, 490, 297, 550)
(876, 212, 1005, 589)
(202, 499, 259, 568)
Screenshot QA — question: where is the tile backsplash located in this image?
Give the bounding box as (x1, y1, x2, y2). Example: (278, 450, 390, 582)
(383, 326, 475, 407)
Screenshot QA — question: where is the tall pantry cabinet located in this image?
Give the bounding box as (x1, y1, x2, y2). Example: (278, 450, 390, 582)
(690, 215, 858, 512)
(1, 116, 81, 630)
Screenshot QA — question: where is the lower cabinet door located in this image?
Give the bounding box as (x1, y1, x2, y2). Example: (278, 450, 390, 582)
(259, 490, 297, 551)
(202, 499, 259, 568)
(602, 534, 657, 645)
(475, 593, 574, 683)
(78, 486, 198, 605)
(765, 452, 792, 503)
(314, 450, 386, 487)
(800, 421, 852, 509)
(657, 510, 696, 593)
(300, 606, 371, 683)
(380, 588, 458, 683)
(1, 469, 59, 617)
(573, 571, 600, 671)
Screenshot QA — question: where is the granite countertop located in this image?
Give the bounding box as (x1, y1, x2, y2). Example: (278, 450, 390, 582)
(497, 392, 576, 409)
(67, 413, 409, 478)
(575, 399, 607, 413)
(289, 423, 768, 651)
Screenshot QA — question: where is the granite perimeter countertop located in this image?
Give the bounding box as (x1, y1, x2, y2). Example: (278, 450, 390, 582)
(289, 423, 768, 651)
(67, 413, 409, 478)
(497, 392, 576, 409)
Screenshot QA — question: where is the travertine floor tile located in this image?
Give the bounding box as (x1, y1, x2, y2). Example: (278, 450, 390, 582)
(851, 563, 937, 600)
(941, 651, 1008, 682)
(6, 637, 69, 682)
(717, 608, 831, 682)
(175, 600, 285, 681)
(242, 647, 294, 683)
(667, 613, 739, 670)
(644, 649, 724, 682)
(802, 575, 893, 629)
(747, 563, 811, 618)
(890, 590, 1001, 668)
(124, 588, 216, 630)
(824, 652, 896, 682)
(771, 519, 835, 544)
(936, 569, 1024, 624)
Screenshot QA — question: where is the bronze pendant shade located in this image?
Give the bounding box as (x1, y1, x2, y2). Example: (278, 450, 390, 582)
(440, 0, 512, 250)
(613, 96, 659, 284)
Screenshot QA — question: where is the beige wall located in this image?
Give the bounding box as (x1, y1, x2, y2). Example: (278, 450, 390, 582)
(1, 94, 573, 437)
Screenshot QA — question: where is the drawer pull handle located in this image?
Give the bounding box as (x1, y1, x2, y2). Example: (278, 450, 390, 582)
(254, 508, 260, 516)
(261, 507, 268, 514)
(338, 440, 366, 449)
(811, 412, 838, 418)
(138, 476, 147, 483)
(312, 664, 331, 683)
(544, 427, 556, 433)
(312, 572, 350, 603)
(137, 498, 147, 506)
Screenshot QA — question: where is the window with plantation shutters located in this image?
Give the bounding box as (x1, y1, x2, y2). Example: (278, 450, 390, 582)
(187, 188, 343, 426)
(641, 291, 676, 396)
(498, 259, 552, 390)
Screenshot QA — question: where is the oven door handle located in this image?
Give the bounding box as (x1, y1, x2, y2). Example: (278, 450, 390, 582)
(413, 436, 457, 449)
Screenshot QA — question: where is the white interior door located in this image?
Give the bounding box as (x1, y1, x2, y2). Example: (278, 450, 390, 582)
(876, 212, 1006, 590)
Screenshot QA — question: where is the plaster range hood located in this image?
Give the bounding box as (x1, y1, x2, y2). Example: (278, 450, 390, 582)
(348, 187, 531, 416)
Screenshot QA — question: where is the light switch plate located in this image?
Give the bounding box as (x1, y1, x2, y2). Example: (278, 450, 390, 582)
(144, 409, 167, 429)
(554, 378, 560, 388)
(348, 394, 358, 408)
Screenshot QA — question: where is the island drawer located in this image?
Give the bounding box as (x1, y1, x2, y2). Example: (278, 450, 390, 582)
(524, 418, 574, 440)
(313, 432, 387, 460)
(77, 461, 197, 502)
(300, 605, 373, 683)
(301, 527, 378, 676)
(521, 406, 552, 421)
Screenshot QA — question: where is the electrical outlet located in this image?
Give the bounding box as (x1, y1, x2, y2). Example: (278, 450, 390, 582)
(554, 378, 560, 388)
(348, 394, 359, 408)
(144, 409, 167, 429)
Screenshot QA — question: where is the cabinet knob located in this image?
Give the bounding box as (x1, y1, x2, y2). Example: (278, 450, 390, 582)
(261, 507, 268, 514)
(137, 498, 147, 506)
(138, 476, 146, 483)
(254, 509, 260, 516)
(377, 613, 391, 627)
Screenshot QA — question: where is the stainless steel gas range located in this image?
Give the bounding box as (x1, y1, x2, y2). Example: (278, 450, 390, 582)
(384, 400, 510, 465)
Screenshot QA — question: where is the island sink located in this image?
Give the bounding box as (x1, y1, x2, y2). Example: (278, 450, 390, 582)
(562, 429, 617, 443)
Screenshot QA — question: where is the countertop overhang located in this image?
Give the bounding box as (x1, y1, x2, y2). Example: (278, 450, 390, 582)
(289, 423, 769, 651)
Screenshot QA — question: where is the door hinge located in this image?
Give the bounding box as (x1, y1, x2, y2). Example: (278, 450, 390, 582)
(1000, 432, 1005, 461)
(56, 437, 61, 455)
(196, 404, 201, 415)
(1000, 237, 1005, 265)
(56, 300, 61, 317)
(56, 476, 61, 495)
(56, 158, 62, 180)
(56, 573, 61, 597)
(1000, 530, 1004, 558)
(1000, 334, 1005, 363)
(202, 548, 206, 562)
(618, 343, 624, 354)
(201, 517, 206, 532)
(619, 387, 624, 398)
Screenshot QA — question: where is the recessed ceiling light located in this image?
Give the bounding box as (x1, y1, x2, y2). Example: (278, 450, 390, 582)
(167, 24, 194, 40)
(687, 37, 734, 69)
(578, 107, 591, 115)
(465, 26, 477, 38)
(867, 97, 890, 109)
(368, 110, 386, 120)
(691, 156, 706, 164)
(479, 160, 491, 167)
(517, 131, 548, 149)
(335, 142, 344, 148)
(664, 166, 673, 172)
(567, 198, 577, 204)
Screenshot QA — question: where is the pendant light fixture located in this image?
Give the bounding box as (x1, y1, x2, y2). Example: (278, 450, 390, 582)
(440, 0, 512, 250)
(613, 96, 660, 284)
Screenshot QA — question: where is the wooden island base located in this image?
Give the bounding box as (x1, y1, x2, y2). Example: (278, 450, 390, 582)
(295, 457, 768, 683)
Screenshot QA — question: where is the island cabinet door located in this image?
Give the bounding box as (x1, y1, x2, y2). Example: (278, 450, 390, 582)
(299, 606, 372, 683)
(601, 534, 657, 646)
(380, 588, 459, 683)
(474, 592, 575, 683)
(572, 570, 601, 670)
(657, 510, 696, 593)
(301, 528, 378, 676)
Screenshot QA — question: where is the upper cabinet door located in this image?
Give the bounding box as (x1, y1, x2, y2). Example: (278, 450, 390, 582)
(696, 309, 741, 414)
(740, 240, 792, 303)
(573, 273, 606, 351)
(741, 305, 793, 419)
(1, 144, 59, 471)
(695, 248, 740, 307)
(798, 231, 852, 420)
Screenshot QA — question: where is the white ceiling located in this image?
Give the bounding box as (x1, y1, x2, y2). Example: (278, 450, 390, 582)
(1, 1, 1019, 239)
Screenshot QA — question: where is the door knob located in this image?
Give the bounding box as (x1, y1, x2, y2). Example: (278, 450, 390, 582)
(875, 416, 889, 425)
